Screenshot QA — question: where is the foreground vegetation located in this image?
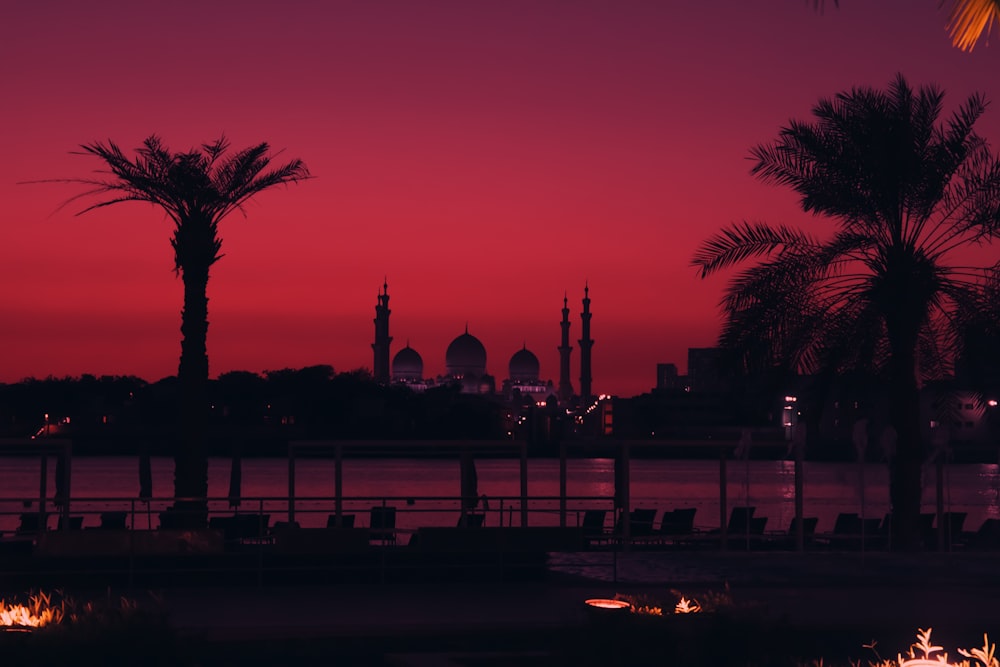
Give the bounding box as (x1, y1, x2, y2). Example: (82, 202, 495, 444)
(6, 586, 995, 666)
(0, 590, 180, 666)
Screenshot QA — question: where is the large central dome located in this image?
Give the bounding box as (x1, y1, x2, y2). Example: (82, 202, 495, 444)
(508, 345, 540, 382)
(446, 329, 487, 378)
(392, 345, 423, 381)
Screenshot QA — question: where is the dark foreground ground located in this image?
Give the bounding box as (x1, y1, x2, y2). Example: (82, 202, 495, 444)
(4, 551, 1000, 666)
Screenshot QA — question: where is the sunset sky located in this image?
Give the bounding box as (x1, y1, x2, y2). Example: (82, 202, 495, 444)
(2, 1, 998, 397)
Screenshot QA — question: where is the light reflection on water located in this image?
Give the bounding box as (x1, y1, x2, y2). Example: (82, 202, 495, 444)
(1, 457, 997, 532)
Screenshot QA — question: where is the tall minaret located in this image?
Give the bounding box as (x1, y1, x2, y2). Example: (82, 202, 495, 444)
(371, 279, 392, 383)
(557, 293, 574, 401)
(578, 283, 594, 400)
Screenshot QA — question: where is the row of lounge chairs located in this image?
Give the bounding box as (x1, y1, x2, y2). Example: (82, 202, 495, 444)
(202, 507, 404, 545)
(7, 511, 126, 535)
(581, 506, 1000, 550)
(5, 508, 398, 545)
(10, 506, 1000, 551)
(582, 506, 776, 547)
(814, 511, 999, 550)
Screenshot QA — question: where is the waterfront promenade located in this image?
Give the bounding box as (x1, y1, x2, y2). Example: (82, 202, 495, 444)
(4, 544, 1000, 664)
(122, 551, 1000, 665)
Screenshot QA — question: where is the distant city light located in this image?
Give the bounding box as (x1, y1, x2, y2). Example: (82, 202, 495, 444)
(989, 399, 998, 408)
(784, 396, 797, 403)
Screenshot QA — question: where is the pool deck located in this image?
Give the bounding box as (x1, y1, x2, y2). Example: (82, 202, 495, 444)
(148, 551, 1000, 664)
(5, 550, 1000, 665)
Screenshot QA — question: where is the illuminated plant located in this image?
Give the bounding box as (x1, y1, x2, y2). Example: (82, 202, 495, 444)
(614, 589, 719, 616)
(855, 628, 999, 667)
(675, 596, 702, 614)
(0, 591, 66, 629)
(958, 634, 998, 666)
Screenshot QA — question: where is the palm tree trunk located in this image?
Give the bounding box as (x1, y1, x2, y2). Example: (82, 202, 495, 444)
(174, 262, 210, 527)
(886, 334, 924, 551)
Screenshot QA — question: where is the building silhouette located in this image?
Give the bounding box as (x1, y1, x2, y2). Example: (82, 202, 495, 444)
(371, 280, 391, 384)
(578, 284, 594, 401)
(375, 283, 592, 404)
(558, 294, 574, 402)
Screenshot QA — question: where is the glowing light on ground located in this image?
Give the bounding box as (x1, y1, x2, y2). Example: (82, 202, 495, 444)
(0, 593, 64, 629)
(584, 598, 631, 610)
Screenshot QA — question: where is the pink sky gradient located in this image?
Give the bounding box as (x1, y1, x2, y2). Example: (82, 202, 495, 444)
(2, 1, 998, 397)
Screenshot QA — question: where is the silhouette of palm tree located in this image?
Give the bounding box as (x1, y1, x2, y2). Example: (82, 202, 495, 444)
(693, 74, 1000, 550)
(62, 136, 309, 525)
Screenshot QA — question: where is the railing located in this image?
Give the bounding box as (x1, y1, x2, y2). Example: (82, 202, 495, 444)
(2, 479, 998, 589)
(0, 493, 622, 587)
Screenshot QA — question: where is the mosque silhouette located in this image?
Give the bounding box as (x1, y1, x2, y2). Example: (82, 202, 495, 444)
(371, 282, 595, 405)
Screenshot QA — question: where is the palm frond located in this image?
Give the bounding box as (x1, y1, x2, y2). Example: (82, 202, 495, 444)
(698, 73, 1000, 418)
(945, 0, 1000, 51)
(692, 221, 819, 277)
(45, 135, 309, 275)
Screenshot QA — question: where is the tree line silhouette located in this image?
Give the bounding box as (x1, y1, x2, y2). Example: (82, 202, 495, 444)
(0, 366, 507, 453)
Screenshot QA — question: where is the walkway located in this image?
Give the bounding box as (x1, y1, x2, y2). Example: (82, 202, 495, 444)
(142, 551, 1000, 664)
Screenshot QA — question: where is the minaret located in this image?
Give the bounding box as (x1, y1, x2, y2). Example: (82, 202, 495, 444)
(371, 279, 392, 383)
(578, 284, 594, 401)
(557, 293, 574, 401)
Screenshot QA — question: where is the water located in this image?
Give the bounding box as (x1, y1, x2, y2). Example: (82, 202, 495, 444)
(2, 456, 999, 534)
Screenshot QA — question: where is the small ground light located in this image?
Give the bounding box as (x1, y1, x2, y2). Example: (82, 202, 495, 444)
(584, 598, 631, 611)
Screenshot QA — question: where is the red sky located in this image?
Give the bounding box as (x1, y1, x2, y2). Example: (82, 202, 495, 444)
(1, 1, 998, 397)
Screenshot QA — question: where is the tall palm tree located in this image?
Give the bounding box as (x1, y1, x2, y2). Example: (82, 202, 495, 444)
(692, 74, 1000, 550)
(63, 136, 310, 525)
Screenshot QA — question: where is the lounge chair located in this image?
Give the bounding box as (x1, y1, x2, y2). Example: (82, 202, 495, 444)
(100, 511, 128, 530)
(963, 518, 1000, 549)
(581, 509, 608, 544)
(916, 511, 968, 550)
(369, 506, 397, 545)
(938, 511, 967, 550)
(873, 512, 934, 550)
(209, 513, 270, 544)
(816, 512, 860, 549)
(705, 506, 755, 536)
(614, 508, 657, 540)
(682, 506, 756, 548)
(326, 514, 356, 528)
(57, 515, 84, 531)
(766, 516, 818, 550)
(726, 506, 756, 534)
(15, 512, 44, 536)
(233, 513, 270, 543)
(728, 516, 768, 550)
(271, 520, 300, 533)
(658, 508, 697, 537)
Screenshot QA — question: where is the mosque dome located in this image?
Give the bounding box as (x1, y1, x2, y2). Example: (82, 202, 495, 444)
(508, 346, 540, 383)
(445, 329, 487, 378)
(392, 345, 423, 381)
